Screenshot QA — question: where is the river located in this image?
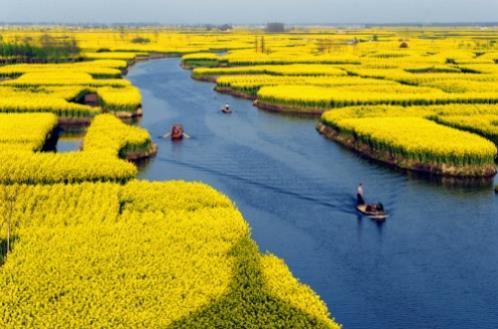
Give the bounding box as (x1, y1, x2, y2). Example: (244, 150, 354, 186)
(127, 58, 498, 329)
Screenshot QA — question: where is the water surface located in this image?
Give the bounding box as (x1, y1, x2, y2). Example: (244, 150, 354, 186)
(128, 58, 498, 329)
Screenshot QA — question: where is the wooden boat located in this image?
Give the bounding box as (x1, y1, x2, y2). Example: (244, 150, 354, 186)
(170, 124, 184, 140)
(356, 204, 388, 221)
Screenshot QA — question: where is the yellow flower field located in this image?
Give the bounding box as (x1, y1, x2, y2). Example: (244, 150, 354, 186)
(83, 114, 152, 156)
(432, 114, 498, 145)
(0, 181, 340, 328)
(258, 84, 498, 110)
(0, 113, 153, 184)
(4, 26, 498, 327)
(97, 86, 142, 113)
(193, 64, 348, 78)
(321, 116, 497, 175)
(2, 71, 129, 87)
(0, 113, 57, 151)
(0, 88, 99, 118)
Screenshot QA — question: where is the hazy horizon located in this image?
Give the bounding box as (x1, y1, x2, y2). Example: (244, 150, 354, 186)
(1, 0, 498, 25)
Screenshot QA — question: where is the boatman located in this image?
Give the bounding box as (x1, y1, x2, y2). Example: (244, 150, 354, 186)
(357, 183, 365, 206)
(221, 104, 232, 114)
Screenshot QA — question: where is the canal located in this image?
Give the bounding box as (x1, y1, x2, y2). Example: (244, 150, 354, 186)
(128, 58, 498, 329)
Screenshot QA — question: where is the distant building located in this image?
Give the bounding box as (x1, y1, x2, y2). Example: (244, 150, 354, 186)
(266, 23, 285, 33)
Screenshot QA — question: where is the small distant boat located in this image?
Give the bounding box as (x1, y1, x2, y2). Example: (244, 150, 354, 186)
(221, 104, 232, 114)
(161, 124, 190, 141)
(357, 203, 388, 221)
(170, 124, 184, 140)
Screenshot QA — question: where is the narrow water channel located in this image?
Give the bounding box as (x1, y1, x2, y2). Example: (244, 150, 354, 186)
(43, 126, 84, 153)
(128, 58, 498, 329)
(56, 136, 82, 152)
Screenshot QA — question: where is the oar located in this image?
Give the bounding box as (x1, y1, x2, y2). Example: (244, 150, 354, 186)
(160, 132, 190, 139)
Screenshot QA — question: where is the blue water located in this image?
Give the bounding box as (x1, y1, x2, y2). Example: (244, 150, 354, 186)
(56, 138, 81, 152)
(128, 58, 498, 329)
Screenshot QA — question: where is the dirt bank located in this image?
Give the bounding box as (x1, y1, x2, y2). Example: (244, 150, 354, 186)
(317, 122, 497, 178)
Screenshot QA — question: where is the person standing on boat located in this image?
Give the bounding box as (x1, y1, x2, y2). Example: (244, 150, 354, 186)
(357, 183, 365, 206)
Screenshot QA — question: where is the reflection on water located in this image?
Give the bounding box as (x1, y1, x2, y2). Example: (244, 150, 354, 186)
(378, 160, 495, 190)
(127, 58, 498, 329)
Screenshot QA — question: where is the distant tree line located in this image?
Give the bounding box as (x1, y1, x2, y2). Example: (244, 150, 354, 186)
(0, 34, 80, 63)
(204, 24, 233, 31)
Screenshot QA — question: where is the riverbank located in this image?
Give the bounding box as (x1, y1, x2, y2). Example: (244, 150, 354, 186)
(122, 142, 158, 161)
(214, 86, 257, 101)
(317, 122, 497, 178)
(255, 100, 325, 116)
(55, 108, 143, 126)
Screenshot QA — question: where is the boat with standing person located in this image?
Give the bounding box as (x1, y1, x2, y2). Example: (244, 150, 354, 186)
(355, 183, 388, 220)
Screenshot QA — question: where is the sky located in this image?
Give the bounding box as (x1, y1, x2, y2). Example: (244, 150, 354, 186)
(1, 0, 498, 25)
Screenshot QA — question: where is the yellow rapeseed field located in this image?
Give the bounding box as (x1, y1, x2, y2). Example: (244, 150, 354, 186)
(0, 113, 153, 184)
(4, 26, 498, 325)
(0, 113, 57, 151)
(0, 181, 340, 328)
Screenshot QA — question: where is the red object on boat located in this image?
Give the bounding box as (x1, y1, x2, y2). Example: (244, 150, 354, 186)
(171, 124, 184, 140)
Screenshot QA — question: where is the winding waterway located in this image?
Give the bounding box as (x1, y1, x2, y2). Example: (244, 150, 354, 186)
(128, 58, 498, 329)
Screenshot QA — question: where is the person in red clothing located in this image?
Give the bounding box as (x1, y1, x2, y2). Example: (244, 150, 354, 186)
(170, 124, 184, 140)
(163, 124, 187, 140)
